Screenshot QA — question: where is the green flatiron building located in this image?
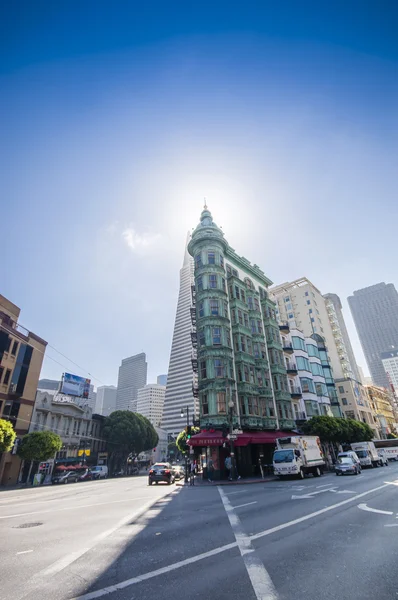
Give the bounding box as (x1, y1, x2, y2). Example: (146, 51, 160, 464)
(188, 206, 295, 477)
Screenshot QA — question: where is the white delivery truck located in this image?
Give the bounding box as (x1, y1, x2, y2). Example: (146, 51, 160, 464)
(350, 442, 380, 468)
(273, 436, 325, 479)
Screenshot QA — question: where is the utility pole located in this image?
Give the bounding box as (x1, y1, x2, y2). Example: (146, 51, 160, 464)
(228, 386, 237, 480)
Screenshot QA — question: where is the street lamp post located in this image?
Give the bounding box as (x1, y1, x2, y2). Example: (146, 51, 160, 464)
(181, 406, 190, 483)
(228, 399, 237, 481)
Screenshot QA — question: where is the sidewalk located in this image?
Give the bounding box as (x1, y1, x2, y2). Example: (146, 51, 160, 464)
(176, 474, 277, 487)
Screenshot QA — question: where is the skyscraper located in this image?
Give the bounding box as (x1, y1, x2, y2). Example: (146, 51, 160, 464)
(157, 374, 168, 386)
(323, 293, 361, 382)
(116, 353, 147, 412)
(137, 384, 166, 427)
(348, 283, 398, 388)
(95, 385, 117, 416)
(162, 233, 197, 436)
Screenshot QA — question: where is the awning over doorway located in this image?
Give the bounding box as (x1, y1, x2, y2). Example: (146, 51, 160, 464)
(188, 430, 293, 447)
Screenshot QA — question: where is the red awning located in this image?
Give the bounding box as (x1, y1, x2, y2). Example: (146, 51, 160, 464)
(188, 430, 293, 447)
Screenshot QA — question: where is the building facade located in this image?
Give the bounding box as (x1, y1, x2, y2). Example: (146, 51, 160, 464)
(95, 385, 117, 416)
(0, 295, 47, 486)
(324, 293, 361, 382)
(335, 378, 379, 438)
(157, 374, 168, 386)
(281, 326, 340, 422)
(348, 282, 398, 388)
(381, 350, 398, 394)
(186, 206, 295, 477)
(162, 234, 197, 436)
(137, 384, 166, 427)
(365, 385, 397, 437)
(116, 353, 147, 412)
(270, 278, 358, 382)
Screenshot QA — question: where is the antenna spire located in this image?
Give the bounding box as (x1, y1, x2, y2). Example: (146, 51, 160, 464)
(204, 197, 208, 210)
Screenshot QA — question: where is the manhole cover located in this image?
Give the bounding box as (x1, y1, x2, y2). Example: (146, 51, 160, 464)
(14, 522, 43, 529)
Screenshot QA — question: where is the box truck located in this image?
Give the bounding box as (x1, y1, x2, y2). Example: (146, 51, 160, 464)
(350, 442, 380, 468)
(273, 436, 325, 479)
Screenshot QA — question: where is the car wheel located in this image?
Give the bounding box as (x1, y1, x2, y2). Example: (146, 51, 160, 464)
(386, 461, 389, 466)
(155, 481, 158, 485)
(314, 467, 321, 477)
(335, 472, 340, 476)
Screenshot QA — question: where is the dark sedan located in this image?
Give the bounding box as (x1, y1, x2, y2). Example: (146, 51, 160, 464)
(52, 470, 79, 484)
(335, 457, 360, 476)
(148, 463, 175, 485)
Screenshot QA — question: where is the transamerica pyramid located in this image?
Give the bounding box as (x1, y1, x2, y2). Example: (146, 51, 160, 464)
(162, 232, 197, 437)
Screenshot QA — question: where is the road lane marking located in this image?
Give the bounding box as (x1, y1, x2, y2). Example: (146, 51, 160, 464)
(385, 524, 398, 527)
(219, 487, 278, 600)
(357, 503, 393, 515)
(0, 496, 150, 519)
(30, 490, 178, 581)
(252, 480, 397, 541)
(316, 484, 335, 489)
(233, 501, 258, 509)
(16, 550, 33, 555)
(69, 478, 398, 600)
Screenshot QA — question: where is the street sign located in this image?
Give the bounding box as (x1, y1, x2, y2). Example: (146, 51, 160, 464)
(232, 429, 243, 435)
(227, 434, 238, 441)
(78, 449, 91, 457)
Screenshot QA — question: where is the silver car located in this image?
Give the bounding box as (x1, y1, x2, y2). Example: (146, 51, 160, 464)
(335, 457, 360, 476)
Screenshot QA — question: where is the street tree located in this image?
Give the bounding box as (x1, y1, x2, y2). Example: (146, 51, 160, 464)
(302, 415, 374, 445)
(17, 431, 63, 482)
(103, 410, 159, 472)
(176, 427, 200, 454)
(0, 418, 16, 453)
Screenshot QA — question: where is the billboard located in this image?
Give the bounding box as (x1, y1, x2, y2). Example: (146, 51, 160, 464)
(61, 373, 91, 398)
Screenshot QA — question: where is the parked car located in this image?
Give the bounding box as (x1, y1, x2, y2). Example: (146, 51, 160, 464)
(148, 463, 175, 485)
(90, 465, 108, 480)
(52, 470, 79, 484)
(78, 469, 93, 482)
(378, 452, 389, 467)
(335, 456, 360, 476)
(173, 465, 185, 480)
(338, 451, 361, 472)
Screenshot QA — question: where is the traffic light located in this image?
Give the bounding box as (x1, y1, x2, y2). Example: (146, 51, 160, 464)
(186, 426, 192, 439)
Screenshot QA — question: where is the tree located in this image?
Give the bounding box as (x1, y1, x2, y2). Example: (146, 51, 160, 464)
(103, 410, 159, 472)
(0, 418, 16, 453)
(17, 431, 62, 482)
(176, 427, 200, 454)
(302, 415, 374, 444)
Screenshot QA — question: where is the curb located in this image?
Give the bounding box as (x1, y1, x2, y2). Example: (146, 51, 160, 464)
(176, 477, 277, 487)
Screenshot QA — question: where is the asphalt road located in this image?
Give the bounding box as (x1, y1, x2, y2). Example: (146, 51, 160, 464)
(2, 464, 398, 600)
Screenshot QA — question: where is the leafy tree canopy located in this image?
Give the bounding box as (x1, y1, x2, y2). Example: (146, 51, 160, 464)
(176, 427, 200, 454)
(17, 431, 62, 462)
(0, 418, 16, 453)
(103, 411, 159, 459)
(302, 416, 374, 444)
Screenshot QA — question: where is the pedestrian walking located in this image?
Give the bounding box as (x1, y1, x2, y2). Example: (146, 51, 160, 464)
(207, 457, 214, 482)
(225, 455, 232, 480)
(189, 462, 195, 486)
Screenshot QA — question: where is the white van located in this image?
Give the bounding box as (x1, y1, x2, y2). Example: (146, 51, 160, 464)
(91, 465, 108, 479)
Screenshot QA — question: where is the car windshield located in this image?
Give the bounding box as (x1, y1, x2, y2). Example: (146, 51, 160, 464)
(273, 450, 294, 463)
(355, 450, 368, 458)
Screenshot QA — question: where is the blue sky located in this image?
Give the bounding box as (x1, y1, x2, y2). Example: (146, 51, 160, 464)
(1, 1, 398, 386)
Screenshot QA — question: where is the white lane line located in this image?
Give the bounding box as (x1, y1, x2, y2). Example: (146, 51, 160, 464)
(16, 550, 33, 555)
(32, 490, 178, 579)
(219, 487, 278, 600)
(252, 481, 396, 541)
(357, 503, 393, 515)
(70, 479, 398, 600)
(233, 501, 258, 510)
(316, 484, 335, 489)
(0, 496, 150, 520)
(385, 524, 398, 527)
(71, 542, 238, 600)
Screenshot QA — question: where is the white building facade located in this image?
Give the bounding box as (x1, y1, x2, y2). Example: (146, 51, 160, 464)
(137, 384, 166, 427)
(95, 385, 117, 416)
(116, 353, 147, 412)
(162, 234, 197, 436)
(381, 350, 398, 393)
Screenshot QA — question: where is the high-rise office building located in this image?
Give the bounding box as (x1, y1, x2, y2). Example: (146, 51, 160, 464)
(95, 385, 117, 416)
(270, 278, 357, 382)
(162, 234, 197, 436)
(324, 293, 361, 382)
(157, 374, 168, 386)
(348, 283, 398, 388)
(116, 353, 147, 412)
(137, 384, 166, 427)
(381, 350, 398, 392)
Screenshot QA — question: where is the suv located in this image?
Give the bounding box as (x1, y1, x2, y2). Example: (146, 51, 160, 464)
(148, 463, 175, 485)
(90, 465, 108, 480)
(338, 451, 361, 472)
(52, 471, 79, 484)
